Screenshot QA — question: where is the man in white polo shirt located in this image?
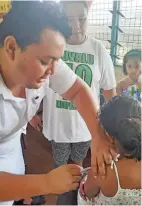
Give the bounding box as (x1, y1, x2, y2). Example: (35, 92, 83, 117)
(0, 1, 117, 205)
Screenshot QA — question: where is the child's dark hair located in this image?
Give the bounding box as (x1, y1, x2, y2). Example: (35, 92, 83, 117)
(0, 1, 72, 49)
(123, 49, 141, 75)
(99, 96, 141, 161)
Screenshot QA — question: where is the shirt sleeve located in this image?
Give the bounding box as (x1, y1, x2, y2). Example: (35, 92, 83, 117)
(96, 40, 116, 90)
(49, 59, 77, 95)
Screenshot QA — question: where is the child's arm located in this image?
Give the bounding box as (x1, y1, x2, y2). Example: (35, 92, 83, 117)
(82, 170, 100, 200)
(116, 77, 133, 95)
(80, 164, 119, 200)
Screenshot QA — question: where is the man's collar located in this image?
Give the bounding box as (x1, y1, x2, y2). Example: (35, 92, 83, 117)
(0, 75, 14, 100)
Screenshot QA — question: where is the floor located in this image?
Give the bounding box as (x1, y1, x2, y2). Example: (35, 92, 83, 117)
(24, 125, 90, 205)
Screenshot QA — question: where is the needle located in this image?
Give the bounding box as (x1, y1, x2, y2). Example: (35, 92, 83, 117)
(81, 167, 91, 174)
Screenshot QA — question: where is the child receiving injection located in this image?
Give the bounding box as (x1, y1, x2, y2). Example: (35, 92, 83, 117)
(78, 96, 141, 205)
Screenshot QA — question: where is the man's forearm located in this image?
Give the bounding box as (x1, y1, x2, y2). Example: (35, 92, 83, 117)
(63, 78, 117, 176)
(0, 172, 48, 201)
(71, 81, 100, 139)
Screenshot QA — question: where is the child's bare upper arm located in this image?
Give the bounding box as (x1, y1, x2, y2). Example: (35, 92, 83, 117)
(84, 165, 118, 199)
(83, 169, 100, 199)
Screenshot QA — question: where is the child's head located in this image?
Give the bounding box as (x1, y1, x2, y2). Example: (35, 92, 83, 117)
(61, 1, 91, 44)
(123, 49, 141, 79)
(99, 96, 141, 161)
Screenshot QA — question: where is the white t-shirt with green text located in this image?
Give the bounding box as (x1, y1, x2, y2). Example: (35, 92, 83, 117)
(43, 37, 116, 143)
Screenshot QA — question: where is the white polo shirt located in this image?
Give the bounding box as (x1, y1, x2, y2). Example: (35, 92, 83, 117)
(0, 59, 77, 205)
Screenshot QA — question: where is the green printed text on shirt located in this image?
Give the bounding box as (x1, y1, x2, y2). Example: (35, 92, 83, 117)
(56, 51, 94, 110)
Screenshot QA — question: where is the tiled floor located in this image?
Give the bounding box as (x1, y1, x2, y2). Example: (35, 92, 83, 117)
(24, 125, 90, 205)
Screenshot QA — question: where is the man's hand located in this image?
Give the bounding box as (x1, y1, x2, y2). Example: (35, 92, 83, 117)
(46, 164, 82, 194)
(29, 115, 42, 131)
(91, 128, 118, 179)
(0, 166, 81, 201)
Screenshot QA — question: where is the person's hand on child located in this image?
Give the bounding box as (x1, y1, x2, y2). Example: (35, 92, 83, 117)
(91, 126, 118, 179)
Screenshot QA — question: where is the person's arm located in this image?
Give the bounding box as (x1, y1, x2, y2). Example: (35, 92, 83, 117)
(0, 172, 47, 201)
(81, 161, 122, 200)
(62, 78, 117, 178)
(49, 59, 117, 178)
(116, 77, 133, 95)
(0, 164, 82, 201)
(96, 40, 116, 101)
(82, 164, 118, 200)
(81, 170, 100, 200)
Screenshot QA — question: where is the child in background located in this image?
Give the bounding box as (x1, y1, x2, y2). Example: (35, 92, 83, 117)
(117, 49, 141, 101)
(78, 96, 141, 205)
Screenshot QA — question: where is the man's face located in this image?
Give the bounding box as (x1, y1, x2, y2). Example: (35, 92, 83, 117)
(62, 2, 88, 44)
(4, 29, 65, 89)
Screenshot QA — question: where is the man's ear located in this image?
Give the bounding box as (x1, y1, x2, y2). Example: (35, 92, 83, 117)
(4, 36, 19, 61)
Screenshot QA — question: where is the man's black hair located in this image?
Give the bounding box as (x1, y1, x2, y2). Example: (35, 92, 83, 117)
(123, 49, 141, 75)
(99, 96, 141, 161)
(0, 1, 72, 49)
